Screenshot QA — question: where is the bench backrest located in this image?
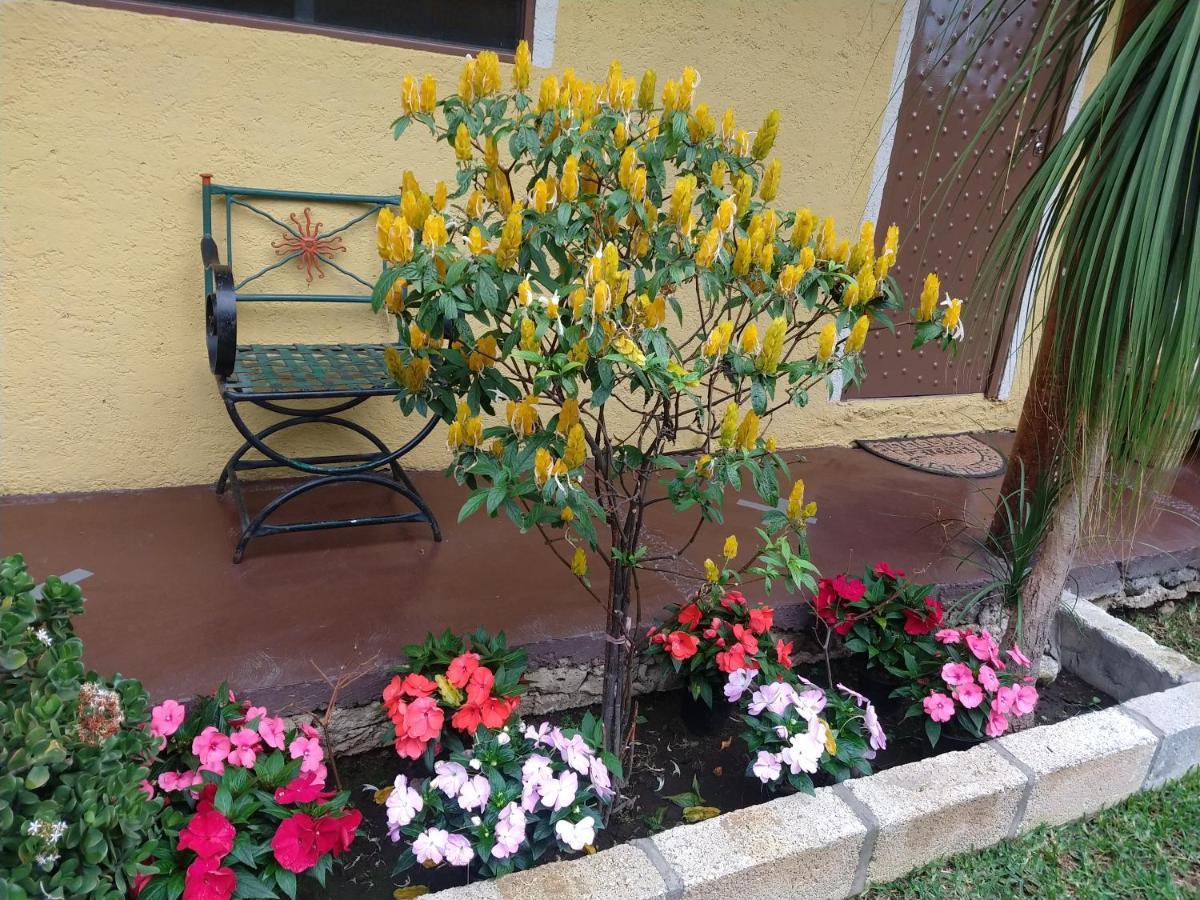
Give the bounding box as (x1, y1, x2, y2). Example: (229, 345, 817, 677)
(200, 176, 397, 306)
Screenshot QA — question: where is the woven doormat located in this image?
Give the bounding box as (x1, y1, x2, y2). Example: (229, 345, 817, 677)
(855, 433, 1007, 478)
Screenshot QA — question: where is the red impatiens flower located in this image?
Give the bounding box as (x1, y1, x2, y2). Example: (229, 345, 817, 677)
(902, 597, 945, 636)
(747, 606, 774, 635)
(677, 602, 703, 630)
(177, 809, 235, 861)
(731, 623, 759, 654)
(446, 652, 481, 688)
(465, 666, 496, 705)
(451, 702, 484, 735)
(715, 643, 758, 673)
(314, 809, 362, 856)
(719, 590, 747, 609)
(666, 630, 700, 660)
(775, 638, 794, 668)
(275, 770, 336, 805)
(813, 575, 867, 633)
(873, 561, 906, 579)
(182, 856, 235, 900)
(382, 673, 436, 719)
(480, 695, 519, 729)
(830, 575, 867, 602)
(195, 783, 218, 814)
(271, 813, 323, 873)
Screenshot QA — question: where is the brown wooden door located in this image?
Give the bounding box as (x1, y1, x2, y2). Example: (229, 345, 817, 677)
(851, 0, 1080, 400)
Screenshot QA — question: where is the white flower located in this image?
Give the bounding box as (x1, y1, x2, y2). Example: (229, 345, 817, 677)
(539, 770, 579, 811)
(555, 816, 596, 851)
(443, 833, 474, 866)
(497, 731, 511, 746)
(522, 753, 554, 785)
(385, 776, 424, 839)
(752, 750, 782, 783)
(470, 816, 482, 827)
(724, 668, 758, 703)
(468, 758, 482, 771)
(793, 690, 826, 720)
(33, 626, 52, 647)
(779, 729, 823, 775)
(457, 774, 491, 812)
(864, 703, 887, 752)
(589, 756, 615, 801)
(431, 761, 469, 799)
(412, 827, 448, 866)
(748, 681, 799, 717)
(35, 852, 60, 870)
(558, 734, 594, 775)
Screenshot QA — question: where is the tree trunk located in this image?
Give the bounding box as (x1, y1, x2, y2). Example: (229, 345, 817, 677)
(600, 555, 635, 759)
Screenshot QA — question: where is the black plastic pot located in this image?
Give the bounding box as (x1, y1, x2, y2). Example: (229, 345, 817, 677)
(678, 691, 731, 735)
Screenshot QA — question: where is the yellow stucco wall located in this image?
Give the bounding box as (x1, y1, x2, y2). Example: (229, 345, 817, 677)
(1, 0, 1031, 495)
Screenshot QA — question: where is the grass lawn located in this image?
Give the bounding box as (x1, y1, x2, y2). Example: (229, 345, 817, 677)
(866, 594, 1200, 899)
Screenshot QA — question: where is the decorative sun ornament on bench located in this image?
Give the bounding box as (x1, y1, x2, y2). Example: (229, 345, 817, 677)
(374, 44, 963, 755)
(270, 207, 347, 283)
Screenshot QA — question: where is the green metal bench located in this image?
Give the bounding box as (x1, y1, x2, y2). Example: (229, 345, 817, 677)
(201, 176, 441, 562)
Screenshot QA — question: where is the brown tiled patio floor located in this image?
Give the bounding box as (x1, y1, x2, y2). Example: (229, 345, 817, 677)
(4, 432, 1198, 712)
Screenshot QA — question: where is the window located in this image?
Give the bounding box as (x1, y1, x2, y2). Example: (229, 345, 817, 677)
(66, 0, 535, 57)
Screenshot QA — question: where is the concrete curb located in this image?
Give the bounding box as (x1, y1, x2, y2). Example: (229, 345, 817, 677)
(428, 600, 1200, 898)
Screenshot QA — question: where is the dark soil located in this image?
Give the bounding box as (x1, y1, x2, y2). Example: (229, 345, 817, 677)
(304, 658, 1112, 898)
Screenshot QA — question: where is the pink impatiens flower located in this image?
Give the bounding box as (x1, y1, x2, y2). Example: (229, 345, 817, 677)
(491, 802, 526, 859)
(954, 681, 984, 709)
(150, 699, 186, 739)
(227, 728, 260, 768)
(289, 733, 325, 775)
(192, 726, 231, 775)
(923, 692, 955, 723)
(158, 770, 203, 792)
(935, 628, 963, 644)
(1007, 645, 1033, 668)
(941, 662, 975, 687)
(1012, 684, 1039, 716)
(977, 665, 1000, 693)
(985, 706, 1009, 737)
(993, 685, 1018, 715)
(966, 629, 1002, 666)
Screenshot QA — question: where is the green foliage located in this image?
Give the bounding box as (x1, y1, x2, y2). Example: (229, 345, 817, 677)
(833, 566, 945, 678)
(399, 627, 528, 699)
(0, 554, 163, 900)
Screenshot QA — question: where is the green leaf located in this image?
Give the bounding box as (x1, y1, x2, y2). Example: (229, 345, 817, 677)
(234, 871, 280, 899)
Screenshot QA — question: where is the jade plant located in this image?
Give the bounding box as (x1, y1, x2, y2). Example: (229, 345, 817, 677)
(373, 44, 962, 755)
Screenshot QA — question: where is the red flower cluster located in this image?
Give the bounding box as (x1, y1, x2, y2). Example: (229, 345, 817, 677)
(383, 654, 519, 760)
(648, 590, 791, 678)
(271, 809, 363, 874)
(902, 596, 945, 636)
(813, 575, 867, 634)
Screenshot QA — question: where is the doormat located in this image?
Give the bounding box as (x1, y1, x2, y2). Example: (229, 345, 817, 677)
(855, 433, 1007, 478)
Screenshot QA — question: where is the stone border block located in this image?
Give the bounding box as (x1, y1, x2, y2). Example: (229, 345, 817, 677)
(844, 744, 1026, 884)
(997, 706, 1157, 831)
(1056, 596, 1200, 700)
(648, 786, 865, 899)
(1123, 683, 1200, 789)
(489, 844, 668, 900)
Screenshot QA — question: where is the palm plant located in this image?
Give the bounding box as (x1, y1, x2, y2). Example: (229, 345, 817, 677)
(957, 0, 1200, 670)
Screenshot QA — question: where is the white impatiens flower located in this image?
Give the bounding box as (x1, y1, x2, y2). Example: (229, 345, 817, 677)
(779, 729, 823, 775)
(385, 775, 424, 839)
(456, 774, 491, 812)
(724, 668, 758, 703)
(752, 750, 782, 783)
(555, 816, 596, 851)
(443, 833, 474, 866)
(431, 761, 468, 798)
(539, 770, 579, 812)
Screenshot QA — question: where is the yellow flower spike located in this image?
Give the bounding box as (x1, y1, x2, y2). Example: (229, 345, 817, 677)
(420, 74, 437, 113)
(571, 547, 589, 577)
(384, 279, 406, 314)
(465, 225, 485, 256)
(376, 206, 395, 258)
(732, 235, 753, 276)
(560, 505, 574, 523)
(518, 279, 534, 308)
(714, 197, 736, 233)
(630, 168, 647, 203)
(383, 345, 403, 380)
(513, 39, 531, 90)
(695, 227, 721, 268)
(407, 322, 428, 350)
(605, 59, 623, 102)
(756, 316, 786, 373)
(736, 410, 760, 451)
(723, 535, 738, 560)
(569, 287, 587, 319)
(681, 66, 699, 110)
(619, 146, 637, 190)
(734, 128, 752, 157)
(704, 558, 720, 583)
(777, 264, 800, 293)
(943, 297, 963, 334)
(454, 122, 472, 161)
(846, 315, 870, 353)
(537, 75, 559, 114)
(433, 181, 447, 212)
(734, 173, 753, 218)
(613, 120, 628, 149)
(401, 74, 419, 115)
(669, 174, 697, 225)
(884, 223, 900, 257)
(618, 76, 636, 111)
(786, 479, 805, 521)
(710, 160, 728, 189)
(740, 323, 759, 354)
(642, 294, 666, 327)
(647, 116, 661, 140)
(817, 217, 837, 258)
(506, 396, 539, 437)
(561, 155, 580, 201)
(557, 397, 580, 435)
(533, 447, 553, 487)
(488, 438, 504, 459)
(842, 282, 859, 309)
(592, 281, 611, 315)
(496, 209, 524, 268)
(569, 338, 590, 363)
(459, 58, 476, 103)
(799, 246, 816, 274)
(422, 213, 448, 250)
(751, 109, 780, 160)
(817, 322, 837, 363)
(760, 159, 781, 202)
(532, 179, 550, 214)
(483, 136, 500, 171)
(762, 209, 780, 241)
(857, 266, 877, 305)
(466, 190, 485, 219)
(613, 334, 646, 366)
(564, 423, 587, 469)
(718, 403, 740, 448)
(638, 69, 657, 111)
(687, 103, 716, 142)
(661, 79, 680, 114)
(402, 357, 431, 392)
(765, 435, 777, 453)
(695, 453, 714, 477)
(791, 208, 816, 249)
(758, 242, 775, 274)
(468, 334, 499, 373)
(704, 320, 734, 357)
(833, 239, 851, 266)
(602, 242, 620, 283)
(520, 317, 538, 352)
(918, 272, 940, 321)
(387, 218, 415, 264)
(721, 107, 736, 141)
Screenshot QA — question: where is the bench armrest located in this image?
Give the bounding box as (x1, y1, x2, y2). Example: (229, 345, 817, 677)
(202, 238, 238, 377)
